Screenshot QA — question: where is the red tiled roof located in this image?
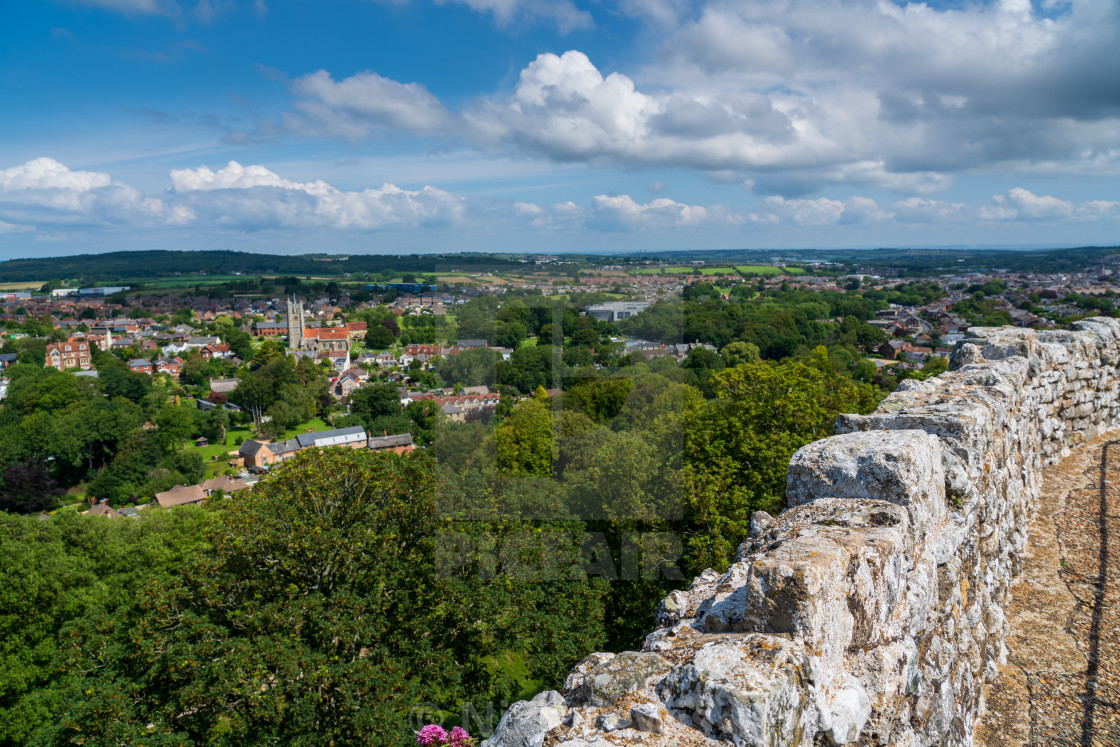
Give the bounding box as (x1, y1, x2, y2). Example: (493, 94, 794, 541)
(305, 327, 349, 341)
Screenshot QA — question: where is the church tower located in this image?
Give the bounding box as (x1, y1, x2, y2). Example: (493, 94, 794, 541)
(286, 295, 305, 349)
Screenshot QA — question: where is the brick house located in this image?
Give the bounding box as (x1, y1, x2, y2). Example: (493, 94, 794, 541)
(46, 339, 92, 371)
(255, 321, 287, 338)
(154, 357, 183, 375)
(129, 358, 153, 374)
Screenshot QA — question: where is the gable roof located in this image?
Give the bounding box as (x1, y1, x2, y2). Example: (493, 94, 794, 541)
(295, 426, 367, 448)
(83, 502, 123, 518)
(199, 475, 250, 494)
(368, 432, 414, 450)
(155, 484, 207, 508)
(209, 377, 240, 393)
(238, 439, 266, 457)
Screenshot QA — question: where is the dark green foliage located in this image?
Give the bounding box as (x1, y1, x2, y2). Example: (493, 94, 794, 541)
(0, 460, 63, 514)
(97, 362, 152, 405)
(364, 324, 396, 349)
(497, 345, 561, 394)
(348, 384, 403, 422)
(436, 348, 500, 389)
(0, 250, 522, 284)
(561, 377, 632, 424)
(0, 507, 213, 745)
(33, 450, 606, 746)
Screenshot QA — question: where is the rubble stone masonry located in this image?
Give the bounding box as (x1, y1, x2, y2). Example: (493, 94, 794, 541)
(482, 317, 1120, 747)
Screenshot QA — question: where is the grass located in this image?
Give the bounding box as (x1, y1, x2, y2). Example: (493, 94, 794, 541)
(630, 266, 722, 275)
(630, 265, 807, 277)
(0, 281, 43, 290)
(735, 265, 806, 276)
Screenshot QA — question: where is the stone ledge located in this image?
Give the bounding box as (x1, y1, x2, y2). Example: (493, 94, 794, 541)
(484, 319, 1120, 747)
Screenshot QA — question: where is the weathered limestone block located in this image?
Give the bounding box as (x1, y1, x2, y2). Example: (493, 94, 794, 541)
(815, 673, 873, 745)
(786, 430, 945, 538)
(628, 702, 664, 733)
(702, 510, 910, 666)
(658, 635, 816, 746)
(483, 690, 567, 747)
(595, 712, 628, 732)
(654, 568, 720, 628)
(563, 653, 616, 697)
(835, 399, 1000, 478)
(844, 639, 919, 743)
(575, 651, 672, 708)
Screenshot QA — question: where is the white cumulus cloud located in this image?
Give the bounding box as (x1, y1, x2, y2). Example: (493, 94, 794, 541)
(169, 160, 465, 230)
(891, 197, 969, 224)
(283, 70, 454, 141)
(1005, 187, 1075, 219)
(0, 158, 168, 228)
(0, 157, 112, 192)
(751, 195, 886, 226)
(588, 194, 741, 231)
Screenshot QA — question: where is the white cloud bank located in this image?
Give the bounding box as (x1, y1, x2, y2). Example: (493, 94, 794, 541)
(1, 159, 1118, 240)
(266, 0, 1120, 194)
(0, 158, 170, 228)
(66, 0, 591, 30)
(168, 161, 466, 230)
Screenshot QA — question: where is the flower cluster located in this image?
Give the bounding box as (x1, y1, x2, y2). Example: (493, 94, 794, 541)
(416, 724, 476, 746)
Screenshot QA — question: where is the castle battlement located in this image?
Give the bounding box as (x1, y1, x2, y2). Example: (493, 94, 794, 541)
(483, 317, 1120, 747)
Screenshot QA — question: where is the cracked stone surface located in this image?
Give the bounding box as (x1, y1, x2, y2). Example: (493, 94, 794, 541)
(977, 432, 1120, 746)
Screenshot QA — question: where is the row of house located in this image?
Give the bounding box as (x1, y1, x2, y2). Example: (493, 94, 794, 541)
(128, 356, 184, 375)
(154, 475, 252, 508)
(238, 426, 415, 468)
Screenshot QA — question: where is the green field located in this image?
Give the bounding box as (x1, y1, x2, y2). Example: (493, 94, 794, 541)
(631, 264, 805, 277)
(630, 266, 738, 276)
(735, 265, 806, 276)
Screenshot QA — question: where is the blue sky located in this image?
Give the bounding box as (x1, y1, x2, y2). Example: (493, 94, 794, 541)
(1, 0, 1119, 259)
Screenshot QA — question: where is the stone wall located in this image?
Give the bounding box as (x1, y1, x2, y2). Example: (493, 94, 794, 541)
(481, 318, 1120, 747)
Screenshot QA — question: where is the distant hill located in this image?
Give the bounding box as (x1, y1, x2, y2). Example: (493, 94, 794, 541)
(619, 245, 1120, 275)
(0, 250, 523, 283)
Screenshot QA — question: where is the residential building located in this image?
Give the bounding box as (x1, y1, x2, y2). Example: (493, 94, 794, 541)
(155, 484, 207, 508)
(46, 339, 92, 371)
(255, 321, 288, 337)
(367, 432, 415, 454)
(239, 426, 369, 468)
(82, 499, 123, 518)
(154, 357, 183, 375)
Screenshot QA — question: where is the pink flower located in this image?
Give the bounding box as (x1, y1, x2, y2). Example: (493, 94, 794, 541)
(448, 726, 474, 746)
(417, 724, 448, 745)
